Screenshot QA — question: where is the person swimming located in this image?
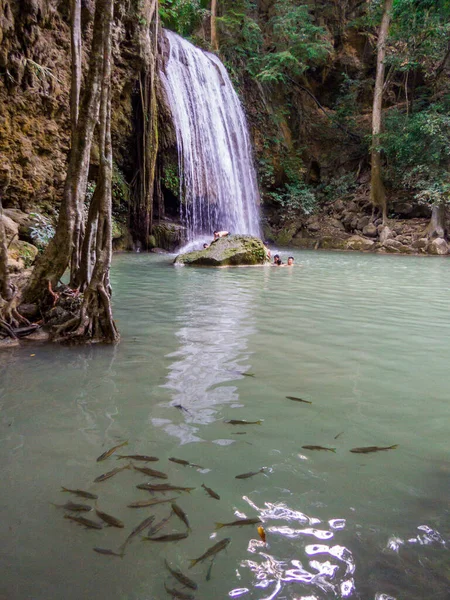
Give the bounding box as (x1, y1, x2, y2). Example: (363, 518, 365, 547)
(287, 256, 294, 266)
(213, 230, 230, 240)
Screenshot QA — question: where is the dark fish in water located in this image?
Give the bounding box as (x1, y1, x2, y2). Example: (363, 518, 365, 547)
(350, 445, 398, 454)
(257, 526, 266, 543)
(231, 432, 247, 435)
(96, 441, 128, 462)
(189, 538, 231, 568)
(144, 532, 188, 542)
(201, 483, 220, 500)
(147, 513, 172, 537)
(225, 420, 262, 425)
(334, 432, 344, 440)
(120, 515, 155, 552)
(94, 464, 130, 483)
(235, 468, 265, 479)
(117, 455, 159, 462)
(164, 584, 195, 600)
(215, 518, 261, 529)
(171, 502, 190, 530)
(127, 497, 178, 508)
(64, 514, 102, 529)
(286, 396, 312, 404)
(169, 457, 203, 468)
(52, 501, 92, 512)
(93, 547, 123, 557)
(174, 404, 191, 414)
(206, 559, 215, 581)
(95, 508, 124, 528)
(243, 372, 255, 377)
(133, 465, 168, 479)
(61, 487, 98, 500)
(165, 560, 198, 590)
(302, 445, 336, 453)
(136, 483, 195, 493)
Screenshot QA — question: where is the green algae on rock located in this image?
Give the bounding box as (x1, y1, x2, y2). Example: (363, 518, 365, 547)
(174, 235, 269, 267)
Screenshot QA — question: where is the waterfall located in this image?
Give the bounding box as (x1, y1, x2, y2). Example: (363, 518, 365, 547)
(160, 30, 260, 243)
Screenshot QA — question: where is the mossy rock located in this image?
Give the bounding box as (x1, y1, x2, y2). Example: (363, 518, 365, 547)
(8, 239, 38, 269)
(174, 235, 269, 267)
(272, 227, 297, 246)
(152, 222, 187, 251)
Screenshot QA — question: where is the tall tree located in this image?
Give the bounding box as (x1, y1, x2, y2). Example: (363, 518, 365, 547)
(23, 0, 107, 303)
(211, 0, 218, 50)
(370, 0, 393, 223)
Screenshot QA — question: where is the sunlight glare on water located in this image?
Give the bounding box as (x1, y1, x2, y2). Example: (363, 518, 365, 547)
(0, 250, 449, 600)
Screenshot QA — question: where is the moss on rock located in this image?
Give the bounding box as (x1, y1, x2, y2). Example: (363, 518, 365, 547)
(174, 235, 269, 266)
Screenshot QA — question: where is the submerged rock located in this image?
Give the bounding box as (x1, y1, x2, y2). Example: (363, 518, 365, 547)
(174, 235, 269, 266)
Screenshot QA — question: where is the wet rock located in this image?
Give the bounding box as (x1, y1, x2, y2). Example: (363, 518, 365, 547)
(152, 221, 187, 252)
(150, 247, 169, 254)
(175, 235, 268, 266)
(1, 214, 19, 238)
(362, 223, 377, 238)
(0, 338, 20, 350)
(329, 218, 345, 231)
(333, 199, 345, 213)
(345, 235, 375, 251)
(427, 238, 449, 255)
(7, 239, 39, 269)
(306, 217, 321, 233)
(319, 237, 348, 250)
(273, 227, 296, 245)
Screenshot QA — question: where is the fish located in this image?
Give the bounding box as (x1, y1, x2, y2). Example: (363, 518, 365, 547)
(350, 445, 398, 454)
(205, 559, 215, 581)
(51, 501, 93, 512)
(117, 455, 159, 462)
(133, 465, 168, 479)
(120, 515, 155, 552)
(171, 502, 190, 530)
(136, 483, 195, 493)
(144, 532, 188, 542)
(165, 560, 198, 590)
(189, 538, 231, 568)
(127, 497, 178, 508)
(96, 441, 128, 462)
(146, 513, 172, 537)
(286, 396, 312, 404)
(334, 432, 344, 440)
(61, 487, 98, 500)
(169, 457, 203, 468)
(257, 526, 266, 543)
(225, 420, 262, 425)
(301, 445, 336, 453)
(95, 508, 124, 528)
(201, 483, 220, 500)
(174, 404, 191, 414)
(243, 372, 255, 377)
(231, 432, 247, 435)
(235, 468, 265, 479)
(94, 464, 131, 483)
(215, 518, 261, 529)
(164, 584, 195, 600)
(64, 514, 102, 529)
(93, 547, 123, 557)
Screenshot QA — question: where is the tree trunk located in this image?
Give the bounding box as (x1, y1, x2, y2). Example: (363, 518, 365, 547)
(211, 0, 218, 51)
(70, 0, 82, 130)
(0, 199, 11, 304)
(55, 0, 118, 343)
(23, 0, 107, 303)
(370, 0, 393, 224)
(77, 181, 100, 291)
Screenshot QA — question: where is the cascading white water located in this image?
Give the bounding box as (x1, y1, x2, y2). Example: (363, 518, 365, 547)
(160, 30, 260, 243)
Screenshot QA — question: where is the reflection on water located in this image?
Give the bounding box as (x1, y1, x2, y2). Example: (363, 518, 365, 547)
(155, 273, 256, 444)
(0, 252, 449, 600)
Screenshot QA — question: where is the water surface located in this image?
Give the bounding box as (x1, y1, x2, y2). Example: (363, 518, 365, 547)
(0, 250, 448, 600)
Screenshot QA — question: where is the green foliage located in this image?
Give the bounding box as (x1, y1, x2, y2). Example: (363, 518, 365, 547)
(112, 164, 130, 214)
(257, 1, 332, 83)
(380, 103, 450, 205)
(267, 181, 317, 218)
(163, 161, 180, 196)
(217, 6, 263, 75)
(318, 174, 358, 202)
(159, 0, 208, 37)
(28, 213, 55, 251)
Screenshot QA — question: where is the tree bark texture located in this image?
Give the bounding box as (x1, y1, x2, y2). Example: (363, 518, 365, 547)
(55, 0, 118, 343)
(211, 0, 218, 51)
(23, 0, 108, 303)
(370, 0, 393, 224)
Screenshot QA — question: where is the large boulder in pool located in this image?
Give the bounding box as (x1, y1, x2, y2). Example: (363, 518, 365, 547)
(174, 235, 269, 266)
